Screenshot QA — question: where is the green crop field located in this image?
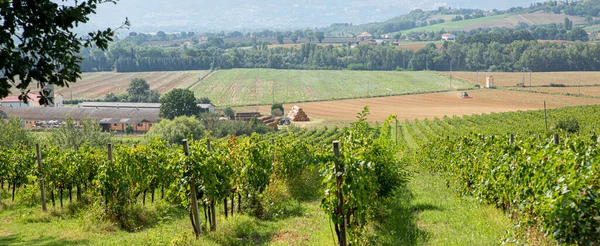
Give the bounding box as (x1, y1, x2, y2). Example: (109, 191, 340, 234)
(407, 13, 586, 33)
(406, 14, 509, 33)
(189, 69, 473, 106)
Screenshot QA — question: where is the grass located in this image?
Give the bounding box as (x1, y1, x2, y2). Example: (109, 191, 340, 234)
(406, 14, 509, 33)
(402, 166, 515, 245)
(190, 69, 473, 106)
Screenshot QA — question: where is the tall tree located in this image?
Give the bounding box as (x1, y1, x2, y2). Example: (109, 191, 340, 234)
(159, 89, 200, 120)
(315, 31, 325, 43)
(0, 0, 127, 105)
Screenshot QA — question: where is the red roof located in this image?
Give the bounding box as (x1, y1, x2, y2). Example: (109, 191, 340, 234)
(0, 93, 40, 103)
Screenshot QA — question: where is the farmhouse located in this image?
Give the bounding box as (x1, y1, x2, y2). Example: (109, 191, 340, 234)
(0, 106, 159, 133)
(0, 93, 41, 107)
(198, 103, 216, 113)
(441, 34, 456, 41)
(358, 32, 373, 40)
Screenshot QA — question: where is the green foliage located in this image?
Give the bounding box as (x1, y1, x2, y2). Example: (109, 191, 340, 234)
(567, 27, 589, 41)
(52, 116, 112, 149)
(124, 125, 135, 135)
(197, 96, 211, 104)
(0, 0, 123, 104)
(126, 78, 160, 103)
(223, 107, 235, 120)
(271, 108, 283, 117)
(0, 116, 32, 148)
(321, 107, 409, 244)
(271, 103, 284, 114)
(145, 116, 204, 144)
(159, 89, 200, 120)
(554, 117, 579, 133)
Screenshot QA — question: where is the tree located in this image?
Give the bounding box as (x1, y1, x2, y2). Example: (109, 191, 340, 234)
(315, 31, 325, 43)
(291, 33, 299, 43)
(53, 116, 111, 149)
(159, 89, 200, 120)
(393, 33, 401, 42)
(126, 78, 160, 102)
(197, 97, 211, 104)
(0, 0, 127, 105)
(567, 28, 589, 41)
(564, 17, 573, 30)
(156, 31, 167, 41)
(223, 107, 235, 120)
(277, 34, 284, 44)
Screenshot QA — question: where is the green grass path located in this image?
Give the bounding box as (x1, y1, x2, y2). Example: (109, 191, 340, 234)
(379, 164, 515, 245)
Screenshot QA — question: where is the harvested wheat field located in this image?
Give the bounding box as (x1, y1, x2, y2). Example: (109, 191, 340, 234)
(51, 71, 209, 100)
(443, 71, 600, 88)
(276, 89, 600, 122)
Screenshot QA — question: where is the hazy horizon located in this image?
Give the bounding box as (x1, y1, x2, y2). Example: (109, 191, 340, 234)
(80, 0, 534, 34)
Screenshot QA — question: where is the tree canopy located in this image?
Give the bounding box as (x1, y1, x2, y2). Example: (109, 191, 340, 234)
(0, 0, 127, 105)
(159, 88, 200, 120)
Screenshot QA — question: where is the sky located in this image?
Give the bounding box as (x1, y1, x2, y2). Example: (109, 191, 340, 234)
(79, 0, 535, 33)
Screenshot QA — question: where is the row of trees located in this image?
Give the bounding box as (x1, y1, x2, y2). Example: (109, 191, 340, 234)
(82, 35, 600, 72)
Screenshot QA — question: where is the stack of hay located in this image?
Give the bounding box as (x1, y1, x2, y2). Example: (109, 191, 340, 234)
(287, 106, 310, 121)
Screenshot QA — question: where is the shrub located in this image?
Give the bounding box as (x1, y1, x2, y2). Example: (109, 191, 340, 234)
(271, 103, 284, 114)
(554, 117, 579, 133)
(124, 125, 134, 134)
(271, 108, 283, 117)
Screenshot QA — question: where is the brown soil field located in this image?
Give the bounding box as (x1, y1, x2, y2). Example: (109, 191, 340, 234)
(443, 71, 600, 87)
(236, 89, 600, 124)
(512, 86, 600, 97)
(48, 71, 209, 100)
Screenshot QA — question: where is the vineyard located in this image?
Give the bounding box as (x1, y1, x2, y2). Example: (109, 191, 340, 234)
(393, 105, 600, 245)
(0, 108, 406, 245)
(3, 105, 600, 244)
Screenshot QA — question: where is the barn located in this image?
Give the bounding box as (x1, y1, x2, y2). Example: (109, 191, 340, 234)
(0, 106, 160, 133)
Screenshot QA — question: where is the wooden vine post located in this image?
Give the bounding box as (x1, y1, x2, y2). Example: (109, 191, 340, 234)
(509, 134, 514, 144)
(207, 138, 216, 232)
(554, 134, 560, 145)
(183, 139, 202, 238)
(333, 141, 347, 246)
(36, 143, 47, 212)
(106, 143, 112, 210)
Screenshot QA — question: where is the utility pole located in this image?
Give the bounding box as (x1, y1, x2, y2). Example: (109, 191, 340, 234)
(529, 70, 532, 91)
(476, 70, 479, 87)
(426, 55, 429, 70)
(522, 68, 525, 87)
(450, 58, 453, 90)
(272, 81, 275, 104)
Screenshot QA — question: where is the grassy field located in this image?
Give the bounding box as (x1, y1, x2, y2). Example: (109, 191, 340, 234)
(442, 71, 600, 87)
(190, 69, 473, 106)
(53, 71, 210, 100)
(407, 13, 586, 33)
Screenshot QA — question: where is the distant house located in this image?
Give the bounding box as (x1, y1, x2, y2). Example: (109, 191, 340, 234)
(358, 32, 373, 40)
(0, 107, 159, 133)
(198, 103, 215, 113)
(0, 93, 40, 108)
(441, 33, 456, 41)
(380, 33, 393, 39)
